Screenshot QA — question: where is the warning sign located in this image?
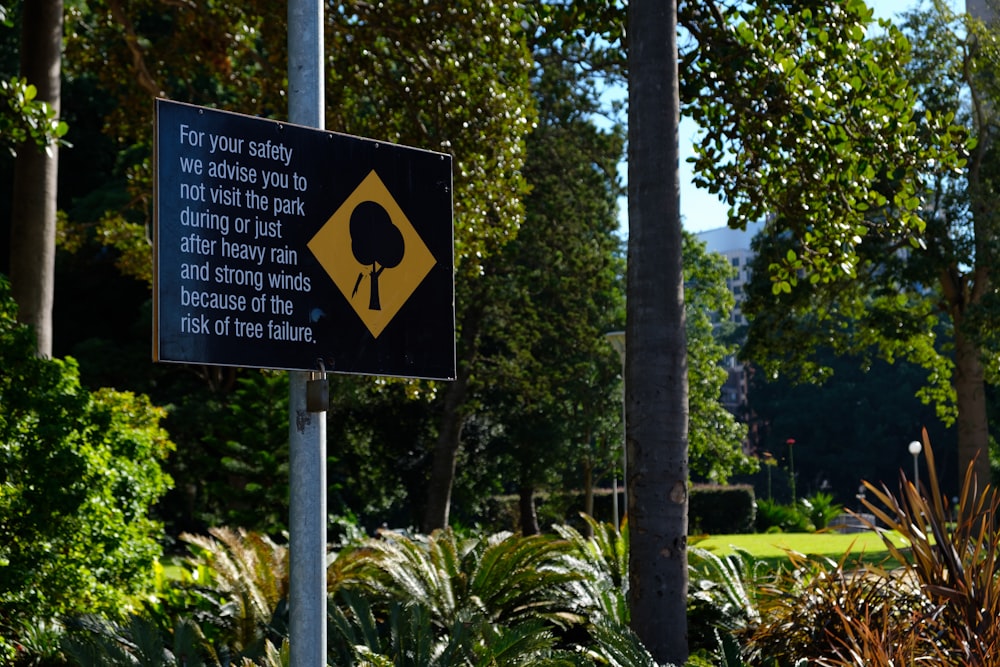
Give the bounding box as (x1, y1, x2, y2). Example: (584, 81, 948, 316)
(153, 99, 455, 380)
(309, 170, 437, 339)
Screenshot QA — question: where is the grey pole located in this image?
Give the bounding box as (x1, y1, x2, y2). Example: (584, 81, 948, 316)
(288, 1, 326, 665)
(908, 440, 922, 491)
(605, 331, 627, 529)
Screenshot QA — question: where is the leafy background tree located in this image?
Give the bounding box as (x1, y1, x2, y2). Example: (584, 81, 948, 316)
(33, 0, 537, 537)
(683, 232, 754, 483)
(472, 45, 626, 535)
(726, 2, 1000, 502)
(742, 348, 956, 506)
(323, 0, 538, 532)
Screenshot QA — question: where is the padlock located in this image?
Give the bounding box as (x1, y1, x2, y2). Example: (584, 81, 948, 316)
(306, 376, 329, 412)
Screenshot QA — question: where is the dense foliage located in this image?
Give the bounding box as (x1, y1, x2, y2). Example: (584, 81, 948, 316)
(0, 276, 172, 640)
(743, 347, 955, 507)
(0, 0, 756, 543)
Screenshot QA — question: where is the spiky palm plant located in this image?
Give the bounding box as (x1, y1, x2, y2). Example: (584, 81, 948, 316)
(583, 617, 662, 667)
(688, 545, 762, 628)
(64, 612, 289, 667)
(332, 527, 628, 665)
(237, 639, 288, 667)
(687, 544, 767, 658)
(328, 589, 463, 667)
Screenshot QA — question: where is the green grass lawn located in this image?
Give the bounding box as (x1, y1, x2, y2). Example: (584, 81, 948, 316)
(692, 530, 911, 568)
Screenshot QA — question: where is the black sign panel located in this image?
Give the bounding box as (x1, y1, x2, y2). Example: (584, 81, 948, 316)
(154, 99, 455, 379)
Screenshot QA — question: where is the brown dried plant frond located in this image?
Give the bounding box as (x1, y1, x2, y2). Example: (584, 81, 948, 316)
(860, 428, 1000, 665)
(181, 527, 288, 650)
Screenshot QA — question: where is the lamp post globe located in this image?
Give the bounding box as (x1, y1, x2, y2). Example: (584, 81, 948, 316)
(908, 440, 922, 488)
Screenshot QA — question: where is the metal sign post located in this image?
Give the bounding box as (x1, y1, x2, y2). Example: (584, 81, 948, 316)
(288, 1, 326, 665)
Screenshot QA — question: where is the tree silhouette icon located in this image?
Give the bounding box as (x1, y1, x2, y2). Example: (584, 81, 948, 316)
(349, 200, 405, 311)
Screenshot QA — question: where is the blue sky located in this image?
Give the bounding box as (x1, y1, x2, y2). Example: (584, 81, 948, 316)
(672, 0, 916, 233)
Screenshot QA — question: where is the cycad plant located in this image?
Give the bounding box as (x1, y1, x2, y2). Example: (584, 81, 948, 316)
(63, 613, 289, 667)
(799, 492, 842, 530)
(63, 615, 212, 667)
(552, 514, 629, 624)
(63, 528, 292, 666)
(329, 588, 580, 667)
(687, 544, 764, 655)
(338, 528, 583, 630)
(330, 522, 661, 666)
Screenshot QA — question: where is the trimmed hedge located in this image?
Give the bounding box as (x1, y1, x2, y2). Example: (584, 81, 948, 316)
(689, 484, 756, 534)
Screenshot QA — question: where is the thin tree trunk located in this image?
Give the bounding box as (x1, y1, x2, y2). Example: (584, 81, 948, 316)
(518, 483, 539, 536)
(421, 365, 469, 532)
(422, 296, 484, 532)
(627, 0, 689, 664)
(10, 0, 62, 357)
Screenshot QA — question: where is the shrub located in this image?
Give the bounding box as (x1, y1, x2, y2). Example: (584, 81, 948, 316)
(742, 548, 932, 665)
(754, 498, 813, 533)
(856, 430, 1000, 664)
(0, 276, 173, 631)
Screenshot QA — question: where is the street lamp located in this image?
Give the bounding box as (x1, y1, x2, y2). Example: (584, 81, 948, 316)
(605, 331, 626, 530)
(908, 440, 922, 489)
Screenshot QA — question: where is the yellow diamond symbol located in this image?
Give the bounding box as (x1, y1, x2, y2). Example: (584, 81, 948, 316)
(308, 170, 436, 338)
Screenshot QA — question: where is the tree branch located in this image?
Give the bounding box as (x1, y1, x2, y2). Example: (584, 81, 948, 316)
(108, 0, 163, 98)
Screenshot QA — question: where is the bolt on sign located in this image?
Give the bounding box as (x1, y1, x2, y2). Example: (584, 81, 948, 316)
(153, 99, 455, 380)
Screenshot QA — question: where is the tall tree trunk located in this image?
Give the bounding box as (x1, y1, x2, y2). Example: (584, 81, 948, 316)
(10, 0, 62, 357)
(954, 326, 991, 491)
(626, 0, 688, 664)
